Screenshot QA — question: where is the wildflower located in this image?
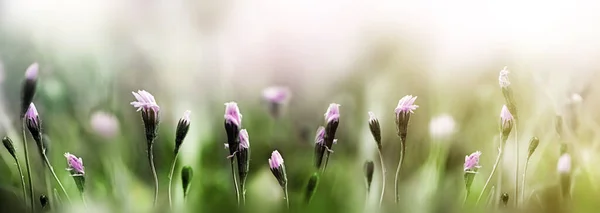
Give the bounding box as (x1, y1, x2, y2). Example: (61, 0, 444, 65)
(500, 105, 514, 141)
(21, 63, 38, 117)
(131, 90, 160, 144)
(224, 102, 242, 156)
(395, 95, 418, 141)
(90, 111, 119, 139)
(64, 153, 84, 175)
(313, 126, 327, 169)
(236, 129, 250, 198)
(368, 112, 382, 149)
(324, 103, 340, 150)
(364, 160, 375, 192)
(181, 166, 193, 199)
(498, 66, 510, 88)
(25, 103, 43, 144)
(174, 110, 191, 154)
(269, 150, 287, 188)
(263, 86, 291, 118)
(464, 151, 482, 172)
(429, 114, 456, 139)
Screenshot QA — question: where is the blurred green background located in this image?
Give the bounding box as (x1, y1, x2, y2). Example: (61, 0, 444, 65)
(2, 0, 600, 213)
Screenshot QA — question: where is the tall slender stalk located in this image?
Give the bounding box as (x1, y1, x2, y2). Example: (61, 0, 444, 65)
(14, 153, 27, 210)
(377, 148, 386, 207)
(476, 140, 505, 205)
(21, 122, 34, 212)
(81, 192, 88, 208)
(514, 122, 519, 206)
(284, 186, 290, 209)
(41, 154, 71, 203)
(147, 143, 158, 206)
(168, 153, 179, 208)
(394, 140, 405, 203)
(230, 158, 240, 206)
(521, 155, 531, 206)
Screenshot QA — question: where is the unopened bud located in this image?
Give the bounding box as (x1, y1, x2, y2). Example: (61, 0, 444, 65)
(527, 137, 539, 159)
(2, 137, 16, 159)
(364, 160, 375, 192)
(181, 166, 193, 198)
(21, 63, 38, 117)
(501, 193, 509, 207)
(174, 110, 191, 154)
(304, 173, 319, 204)
(40, 195, 49, 209)
(368, 112, 382, 149)
(500, 105, 514, 141)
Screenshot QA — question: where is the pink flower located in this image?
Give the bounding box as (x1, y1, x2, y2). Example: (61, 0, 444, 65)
(500, 105, 513, 126)
(181, 110, 191, 126)
(499, 66, 510, 88)
(262, 86, 291, 104)
(224, 102, 243, 127)
(464, 151, 482, 172)
(269, 150, 284, 169)
(25, 103, 39, 124)
(395, 95, 419, 115)
(314, 126, 325, 145)
(130, 90, 160, 114)
(557, 153, 571, 174)
(90, 111, 119, 138)
(25, 63, 39, 80)
(239, 129, 250, 149)
(64, 152, 84, 175)
(324, 103, 340, 123)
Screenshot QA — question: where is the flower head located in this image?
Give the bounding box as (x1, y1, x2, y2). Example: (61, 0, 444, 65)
(239, 129, 250, 149)
(25, 63, 39, 80)
(25, 103, 42, 142)
(181, 110, 191, 125)
(464, 151, 482, 172)
(269, 150, 284, 169)
(429, 114, 456, 139)
(25, 103, 39, 125)
(395, 95, 419, 115)
(500, 105, 514, 137)
(64, 152, 84, 175)
(175, 110, 191, 153)
(130, 90, 160, 113)
(314, 126, 325, 145)
(324, 103, 340, 123)
(21, 63, 39, 117)
(90, 111, 119, 139)
(263, 86, 291, 104)
(368, 112, 382, 148)
(224, 102, 242, 127)
(499, 66, 510, 88)
(557, 153, 571, 174)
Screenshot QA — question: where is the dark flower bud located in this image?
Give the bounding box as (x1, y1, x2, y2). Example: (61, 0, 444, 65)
(174, 110, 191, 154)
(528, 137, 539, 159)
(323, 104, 340, 151)
(269, 150, 287, 188)
(2, 137, 16, 159)
(181, 166, 193, 198)
(368, 112, 382, 150)
(236, 129, 250, 194)
(364, 160, 375, 192)
(25, 103, 43, 144)
(224, 102, 242, 156)
(501, 193, 509, 207)
(313, 126, 326, 169)
(21, 63, 38, 117)
(304, 173, 319, 204)
(40, 195, 49, 209)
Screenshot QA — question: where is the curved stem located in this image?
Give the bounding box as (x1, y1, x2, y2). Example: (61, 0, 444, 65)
(284, 186, 290, 209)
(147, 143, 158, 207)
(476, 146, 504, 205)
(168, 152, 179, 208)
(230, 159, 240, 206)
(21, 122, 34, 212)
(394, 140, 405, 204)
(14, 156, 27, 210)
(514, 122, 519, 207)
(377, 148, 386, 207)
(42, 155, 71, 203)
(521, 156, 530, 206)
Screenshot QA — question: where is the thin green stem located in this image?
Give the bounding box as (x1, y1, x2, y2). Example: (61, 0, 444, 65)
(521, 156, 530, 206)
(322, 152, 331, 173)
(21, 122, 34, 212)
(230, 159, 240, 206)
(463, 189, 470, 205)
(377, 148, 386, 207)
(81, 192, 87, 208)
(394, 139, 405, 204)
(514, 122, 519, 207)
(42, 154, 71, 203)
(476, 143, 504, 205)
(168, 152, 179, 208)
(147, 143, 158, 207)
(284, 186, 290, 209)
(14, 156, 27, 210)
